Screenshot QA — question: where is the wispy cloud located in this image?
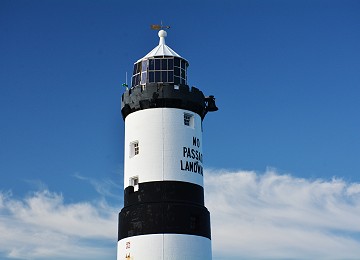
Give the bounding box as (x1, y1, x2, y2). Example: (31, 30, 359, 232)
(1, 169, 360, 259)
(0, 190, 117, 260)
(205, 169, 360, 260)
(73, 173, 122, 201)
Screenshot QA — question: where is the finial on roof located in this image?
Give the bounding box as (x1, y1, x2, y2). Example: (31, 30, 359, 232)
(137, 24, 182, 62)
(158, 30, 167, 45)
(150, 23, 170, 45)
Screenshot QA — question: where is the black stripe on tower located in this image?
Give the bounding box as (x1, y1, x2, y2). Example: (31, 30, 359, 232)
(118, 181, 211, 240)
(121, 83, 207, 120)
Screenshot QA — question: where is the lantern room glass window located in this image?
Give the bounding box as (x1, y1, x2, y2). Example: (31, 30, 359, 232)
(131, 57, 188, 87)
(149, 59, 155, 70)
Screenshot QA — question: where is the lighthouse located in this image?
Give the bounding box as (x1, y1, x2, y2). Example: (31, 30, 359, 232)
(118, 28, 218, 260)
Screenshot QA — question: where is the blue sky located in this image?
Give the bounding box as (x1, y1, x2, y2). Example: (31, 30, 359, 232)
(1, 0, 360, 259)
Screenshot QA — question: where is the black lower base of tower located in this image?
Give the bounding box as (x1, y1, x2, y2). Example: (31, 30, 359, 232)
(118, 181, 211, 240)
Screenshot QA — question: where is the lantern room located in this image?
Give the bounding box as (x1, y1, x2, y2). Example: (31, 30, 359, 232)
(131, 30, 189, 87)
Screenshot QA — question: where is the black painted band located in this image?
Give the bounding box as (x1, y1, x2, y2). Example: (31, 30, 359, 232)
(124, 181, 205, 207)
(118, 202, 211, 240)
(119, 181, 211, 240)
(121, 83, 207, 119)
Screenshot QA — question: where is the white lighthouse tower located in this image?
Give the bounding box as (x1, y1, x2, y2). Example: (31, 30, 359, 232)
(117, 29, 218, 260)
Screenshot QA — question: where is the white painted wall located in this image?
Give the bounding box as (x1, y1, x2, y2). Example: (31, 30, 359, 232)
(124, 108, 204, 188)
(118, 234, 212, 260)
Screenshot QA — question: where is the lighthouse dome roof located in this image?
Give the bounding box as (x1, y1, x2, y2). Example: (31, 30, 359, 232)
(137, 30, 185, 62)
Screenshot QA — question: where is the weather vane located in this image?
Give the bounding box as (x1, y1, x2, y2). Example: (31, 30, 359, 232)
(150, 21, 170, 30)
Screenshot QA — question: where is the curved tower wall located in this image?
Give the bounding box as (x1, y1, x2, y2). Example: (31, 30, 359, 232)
(118, 234, 212, 259)
(124, 108, 204, 187)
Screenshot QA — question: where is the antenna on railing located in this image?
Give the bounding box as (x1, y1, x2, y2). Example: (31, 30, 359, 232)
(122, 72, 128, 90)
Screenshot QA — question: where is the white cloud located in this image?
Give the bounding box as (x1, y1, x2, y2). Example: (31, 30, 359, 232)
(1, 169, 360, 259)
(205, 169, 360, 260)
(0, 190, 117, 260)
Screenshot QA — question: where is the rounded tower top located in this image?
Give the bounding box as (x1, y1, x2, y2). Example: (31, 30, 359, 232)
(121, 29, 218, 120)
